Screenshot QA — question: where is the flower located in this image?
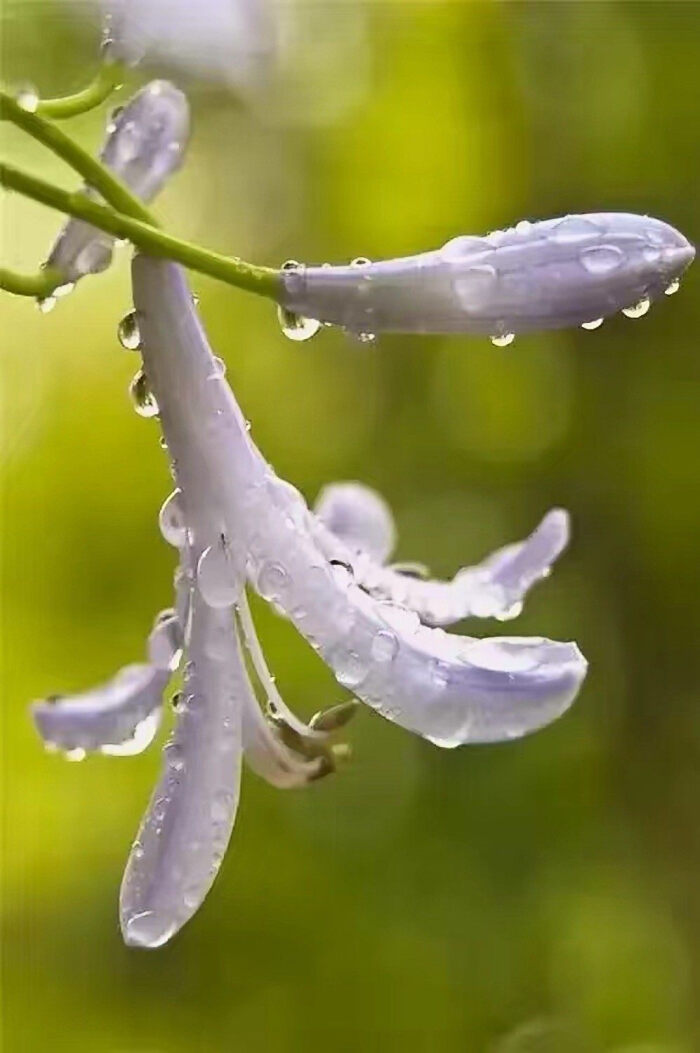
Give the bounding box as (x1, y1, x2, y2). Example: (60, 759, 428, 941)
(33, 256, 587, 948)
(44, 81, 189, 286)
(278, 214, 695, 340)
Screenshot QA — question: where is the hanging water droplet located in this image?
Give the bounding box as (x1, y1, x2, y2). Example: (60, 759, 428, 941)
(622, 297, 651, 319)
(664, 279, 680, 296)
(581, 318, 604, 330)
(101, 712, 161, 756)
(197, 543, 239, 608)
(351, 256, 371, 267)
(280, 258, 305, 296)
(208, 356, 226, 378)
(159, 490, 187, 547)
(580, 244, 624, 275)
(277, 305, 321, 343)
(53, 282, 75, 299)
(15, 83, 39, 112)
(64, 747, 86, 762)
(36, 296, 56, 314)
(491, 332, 515, 347)
(129, 370, 159, 418)
(118, 310, 141, 350)
(334, 650, 367, 689)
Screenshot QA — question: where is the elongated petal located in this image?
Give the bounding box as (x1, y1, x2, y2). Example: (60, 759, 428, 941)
(46, 81, 189, 283)
(314, 481, 396, 563)
(279, 213, 694, 336)
(133, 257, 587, 747)
(312, 502, 568, 626)
(32, 663, 169, 755)
(120, 595, 242, 948)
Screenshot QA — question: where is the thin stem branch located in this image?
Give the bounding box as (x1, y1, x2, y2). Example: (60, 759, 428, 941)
(0, 90, 156, 225)
(0, 265, 63, 299)
(0, 162, 281, 300)
(36, 62, 125, 120)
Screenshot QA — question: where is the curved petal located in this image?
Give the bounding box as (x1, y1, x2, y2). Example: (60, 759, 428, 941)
(312, 505, 569, 626)
(279, 213, 694, 336)
(133, 257, 587, 748)
(32, 663, 169, 755)
(314, 481, 396, 563)
(120, 595, 243, 948)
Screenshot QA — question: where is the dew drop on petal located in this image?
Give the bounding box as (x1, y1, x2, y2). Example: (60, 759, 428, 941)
(36, 296, 56, 314)
(622, 297, 651, 319)
(552, 216, 601, 243)
(54, 282, 75, 299)
(351, 256, 372, 267)
(197, 544, 239, 608)
(123, 911, 176, 949)
(15, 83, 39, 112)
(256, 560, 289, 602)
(581, 318, 604, 330)
(277, 305, 321, 343)
(491, 332, 515, 348)
(371, 630, 399, 664)
(158, 489, 187, 547)
(334, 650, 367, 689)
(118, 310, 141, 350)
(129, 370, 159, 418)
(580, 244, 624, 275)
(515, 219, 532, 234)
(101, 711, 161, 756)
(665, 279, 680, 296)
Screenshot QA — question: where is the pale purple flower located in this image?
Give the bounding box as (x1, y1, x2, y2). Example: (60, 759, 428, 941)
(33, 256, 588, 948)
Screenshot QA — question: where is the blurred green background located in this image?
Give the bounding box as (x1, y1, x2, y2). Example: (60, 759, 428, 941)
(2, 1, 699, 1050)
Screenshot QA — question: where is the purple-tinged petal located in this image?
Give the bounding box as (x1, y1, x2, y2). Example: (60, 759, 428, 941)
(279, 213, 694, 337)
(46, 81, 189, 284)
(120, 595, 242, 949)
(32, 663, 169, 756)
(313, 504, 569, 626)
(133, 257, 587, 748)
(314, 481, 396, 563)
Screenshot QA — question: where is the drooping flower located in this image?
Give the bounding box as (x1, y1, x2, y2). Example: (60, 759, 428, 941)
(278, 214, 695, 342)
(34, 255, 589, 948)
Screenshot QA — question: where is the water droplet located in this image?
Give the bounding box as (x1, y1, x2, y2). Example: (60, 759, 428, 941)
(515, 219, 532, 234)
(664, 279, 680, 296)
(581, 318, 604, 330)
(355, 331, 377, 345)
(64, 747, 86, 762)
(552, 216, 601, 243)
(171, 691, 183, 712)
(118, 310, 141, 350)
(580, 245, 624, 275)
(490, 332, 515, 348)
(101, 712, 161, 756)
(159, 490, 187, 547)
(441, 235, 490, 260)
(371, 630, 399, 664)
(207, 356, 226, 379)
(277, 305, 321, 343)
(123, 911, 176, 949)
(256, 560, 289, 602)
(54, 282, 75, 298)
(36, 296, 56, 314)
(75, 241, 113, 276)
(622, 297, 650, 319)
(129, 370, 159, 418)
(351, 256, 371, 267)
(197, 543, 240, 608)
(132, 843, 144, 860)
(334, 650, 367, 689)
(15, 83, 38, 112)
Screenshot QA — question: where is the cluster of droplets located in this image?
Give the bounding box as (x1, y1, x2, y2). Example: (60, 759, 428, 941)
(117, 309, 160, 418)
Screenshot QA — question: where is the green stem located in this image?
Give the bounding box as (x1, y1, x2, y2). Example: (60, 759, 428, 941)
(0, 162, 281, 300)
(0, 265, 63, 299)
(36, 62, 125, 120)
(0, 90, 156, 225)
